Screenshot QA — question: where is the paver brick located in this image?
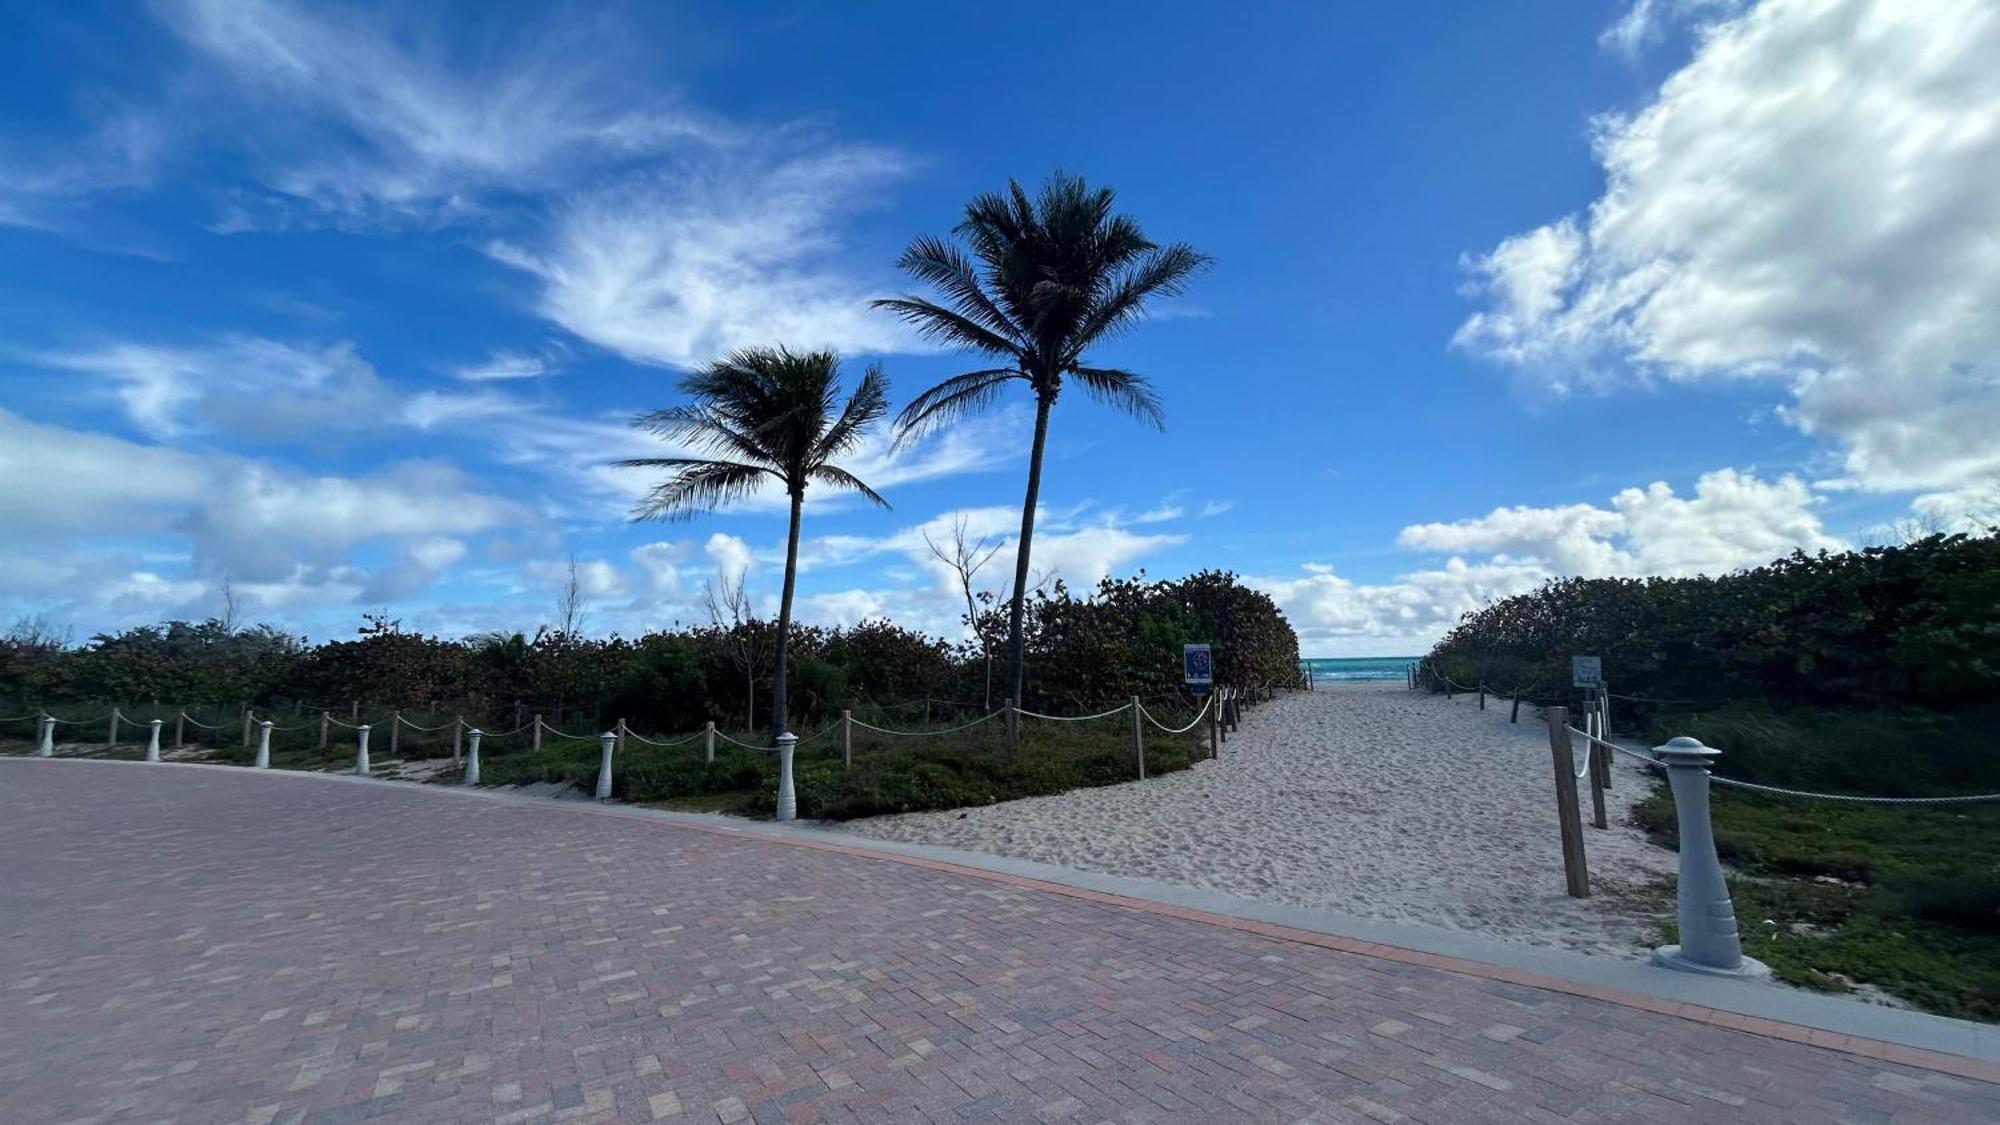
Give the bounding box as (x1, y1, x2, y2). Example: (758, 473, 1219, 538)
(1, 761, 1995, 1124)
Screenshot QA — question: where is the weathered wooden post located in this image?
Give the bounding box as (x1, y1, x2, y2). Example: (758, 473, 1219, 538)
(354, 724, 372, 777)
(1478, 685, 1486, 710)
(241, 708, 253, 750)
(1207, 694, 1219, 759)
(1585, 713, 1607, 830)
(1130, 696, 1145, 780)
(1510, 696, 1521, 723)
(389, 711, 402, 757)
(531, 714, 543, 753)
(174, 710, 186, 749)
(923, 698, 932, 725)
(1652, 736, 1766, 977)
(463, 728, 482, 785)
(349, 700, 359, 723)
(451, 716, 463, 764)
(37, 715, 54, 757)
(616, 718, 628, 762)
(775, 731, 798, 821)
(1544, 708, 1590, 898)
(318, 710, 330, 752)
(841, 709, 853, 769)
(108, 708, 121, 747)
(595, 731, 616, 800)
(255, 720, 273, 769)
(145, 718, 163, 763)
(703, 720, 716, 764)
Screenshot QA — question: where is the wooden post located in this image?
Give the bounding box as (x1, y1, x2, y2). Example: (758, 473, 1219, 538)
(1545, 708, 1590, 898)
(923, 698, 932, 725)
(390, 711, 401, 757)
(318, 711, 330, 751)
(451, 716, 462, 764)
(1207, 693, 1219, 759)
(703, 720, 715, 764)
(841, 709, 853, 768)
(350, 700, 359, 723)
(1511, 696, 1521, 723)
(242, 708, 254, 750)
(174, 711, 185, 750)
(108, 708, 121, 747)
(1587, 717, 1609, 831)
(1130, 696, 1145, 780)
(1445, 678, 1453, 700)
(532, 714, 543, 752)
(616, 718, 628, 762)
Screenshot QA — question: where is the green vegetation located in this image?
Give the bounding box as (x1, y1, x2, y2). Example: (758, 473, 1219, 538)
(1425, 532, 1999, 1019)
(1635, 788, 2000, 1020)
(472, 713, 1208, 820)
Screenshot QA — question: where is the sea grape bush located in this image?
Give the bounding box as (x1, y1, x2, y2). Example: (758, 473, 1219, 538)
(1, 570, 1299, 730)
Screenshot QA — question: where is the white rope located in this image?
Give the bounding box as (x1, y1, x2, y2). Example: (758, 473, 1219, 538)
(177, 712, 225, 730)
(47, 712, 114, 726)
(1017, 703, 1133, 723)
(622, 728, 705, 748)
(1566, 726, 1658, 766)
(475, 722, 535, 738)
(0, 713, 41, 723)
(1139, 695, 1213, 735)
(1707, 776, 2000, 806)
(538, 723, 596, 740)
(325, 714, 363, 730)
(397, 717, 460, 733)
(711, 730, 774, 751)
(264, 721, 314, 733)
(851, 710, 1003, 738)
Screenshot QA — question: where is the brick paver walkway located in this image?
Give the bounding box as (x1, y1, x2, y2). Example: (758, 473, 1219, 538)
(2, 762, 1993, 1124)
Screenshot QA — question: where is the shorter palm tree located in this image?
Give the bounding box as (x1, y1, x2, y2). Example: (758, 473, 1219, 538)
(618, 347, 889, 739)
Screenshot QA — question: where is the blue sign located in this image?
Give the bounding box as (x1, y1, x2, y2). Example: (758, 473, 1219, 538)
(1572, 655, 1602, 689)
(1184, 643, 1213, 691)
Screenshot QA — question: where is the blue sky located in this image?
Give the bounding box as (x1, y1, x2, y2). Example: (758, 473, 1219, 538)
(3, 0, 1996, 654)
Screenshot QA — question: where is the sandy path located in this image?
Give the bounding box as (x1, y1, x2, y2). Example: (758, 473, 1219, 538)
(839, 682, 1677, 957)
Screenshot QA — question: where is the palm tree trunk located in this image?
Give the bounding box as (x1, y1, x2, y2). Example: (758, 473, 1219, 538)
(770, 489, 805, 741)
(1005, 396, 1053, 720)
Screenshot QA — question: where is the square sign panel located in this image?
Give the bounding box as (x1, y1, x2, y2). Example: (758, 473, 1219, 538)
(1184, 644, 1213, 691)
(1572, 655, 1602, 689)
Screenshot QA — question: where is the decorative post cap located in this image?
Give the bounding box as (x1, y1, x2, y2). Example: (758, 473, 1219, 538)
(151, 718, 164, 727)
(357, 724, 371, 731)
(1652, 735, 1718, 763)
(260, 719, 272, 729)
(600, 731, 616, 741)
(468, 727, 482, 736)
(776, 731, 798, 746)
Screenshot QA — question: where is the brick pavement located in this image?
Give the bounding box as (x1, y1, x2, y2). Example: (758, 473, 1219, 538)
(1, 760, 1994, 1124)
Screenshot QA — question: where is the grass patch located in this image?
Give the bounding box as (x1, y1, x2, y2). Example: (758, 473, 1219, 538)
(471, 715, 1206, 820)
(1635, 785, 2000, 1020)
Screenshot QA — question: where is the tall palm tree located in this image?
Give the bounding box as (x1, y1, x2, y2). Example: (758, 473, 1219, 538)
(618, 347, 889, 739)
(875, 172, 1208, 717)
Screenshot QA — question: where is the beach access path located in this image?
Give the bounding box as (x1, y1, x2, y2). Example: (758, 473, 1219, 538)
(3, 758, 1995, 1123)
(844, 682, 1677, 957)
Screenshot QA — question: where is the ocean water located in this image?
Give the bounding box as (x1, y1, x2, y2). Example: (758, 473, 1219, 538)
(1300, 656, 1418, 682)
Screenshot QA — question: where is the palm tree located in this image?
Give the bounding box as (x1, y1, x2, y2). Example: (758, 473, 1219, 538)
(875, 172, 1208, 718)
(618, 347, 889, 739)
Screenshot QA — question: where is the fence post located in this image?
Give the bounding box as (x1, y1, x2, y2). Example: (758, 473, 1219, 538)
(1585, 712, 1607, 830)
(532, 714, 543, 752)
(37, 714, 55, 757)
(595, 731, 616, 801)
(841, 709, 853, 769)
(318, 711, 329, 752)
(1652, 737, 1766, 977)
(1597, 694, 1613, 791)
(703, 720, 715, 764)
(350, 700, 359, 723)
(145, 719, 162, 763)
(451, 716, 463, 764)
(1510, 696, 1521, 724)
(1544, 708, 1590, 898)
(775, 731, 798, 822)
(616, 718, 628, 762)
(1478, 685, 1486, 710)
(175, 711, 186, 749)
(923, 698, 932, 725)
(242, 708, 253, 750)
(1207, 693, 1219, 759)
(389, 711, 401, 758)
(109, 708, 121, 747)
(463, 729, 482, 785)
(255, 720, 273, 769)
(1130, 696, 1145, 780)
(354, 724, 372, 777)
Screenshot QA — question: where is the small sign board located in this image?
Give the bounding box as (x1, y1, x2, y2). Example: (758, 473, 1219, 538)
(1572, 655, 1603, 690)
(1183, 644, 1214, 693)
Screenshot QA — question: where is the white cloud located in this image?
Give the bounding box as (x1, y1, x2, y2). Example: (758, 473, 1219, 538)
(1259, 468, 1842, 655)
(488, 148, 916, 368)
(1458, 0, 2000, 502)
(704, 533, 754, 587)
(453, 349, 561, 382)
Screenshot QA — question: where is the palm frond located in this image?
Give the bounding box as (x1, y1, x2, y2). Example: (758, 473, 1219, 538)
(817, 364, 890, 461)
(892, 368, 1023, 447)
(1071, 243, 1212, 350)
(895, 236, 1022, 340)
(621, 459, 778, 522)
(1068, 366, 1165, 430)
(870, 296, 1021, 357)
(809, 464, 891, 509)
(633, 404, 780, 467)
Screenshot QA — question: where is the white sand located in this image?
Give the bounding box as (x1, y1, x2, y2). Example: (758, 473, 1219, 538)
(839, 682, 1679, 957)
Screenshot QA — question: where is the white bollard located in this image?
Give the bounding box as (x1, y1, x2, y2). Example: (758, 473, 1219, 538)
(255, 720, 273, 769)
(145, 719, 163, 763)
(1651, 736, 1769, 978)
(37, 715, 54, 757)
(775, 731, 798, 821)
(354, 724, 372, 777)
(595, 730, 616, 800)
(463, 728, 482, 786)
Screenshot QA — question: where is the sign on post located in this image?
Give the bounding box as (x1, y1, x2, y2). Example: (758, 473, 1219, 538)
(1184, 644, 1214, 694)
(1572, 655, 1603, 690)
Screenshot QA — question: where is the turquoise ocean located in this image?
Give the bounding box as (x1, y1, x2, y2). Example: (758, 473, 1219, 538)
(1300, 656, 1418, 682)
